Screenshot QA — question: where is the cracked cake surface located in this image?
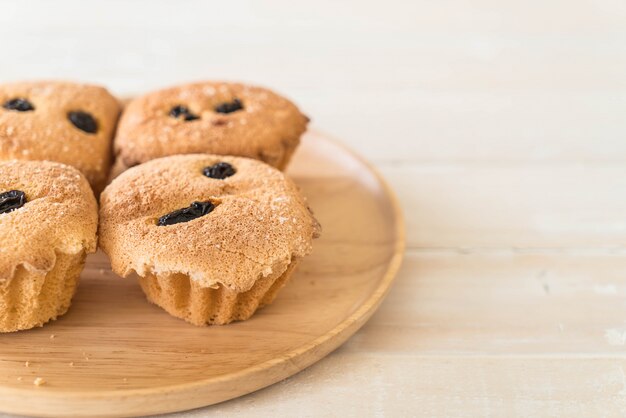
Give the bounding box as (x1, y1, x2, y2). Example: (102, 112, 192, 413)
(0, 160, 98, 281)
(112, 81, 309, 174)
(99, 154, 320, 292)
(0, 81, 121, 193)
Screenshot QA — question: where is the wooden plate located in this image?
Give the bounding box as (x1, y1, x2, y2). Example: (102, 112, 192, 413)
(0, 131, 405, 418)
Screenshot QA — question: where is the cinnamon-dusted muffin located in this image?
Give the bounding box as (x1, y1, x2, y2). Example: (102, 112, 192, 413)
(112, 81, 308, 177)
(0, 81, 121, 193)
(99, 154, 320, 326)
(0, 160, 98, 332)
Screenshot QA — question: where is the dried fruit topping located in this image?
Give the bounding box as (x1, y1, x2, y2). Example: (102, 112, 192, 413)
(0, 190, 26, 214)
(3, 98, 34, 112)
(157, 201, 216, 226)
(203, 162, 236, 179)
(214, 98, 243, 114)
(68, 111, 98, 134)
(169, 105, 200, 121)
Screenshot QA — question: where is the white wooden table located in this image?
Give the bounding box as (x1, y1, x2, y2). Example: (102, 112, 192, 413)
(2, 1, 626, 416)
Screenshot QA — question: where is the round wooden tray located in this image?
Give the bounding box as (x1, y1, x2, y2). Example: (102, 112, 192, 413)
(0, 131, 405, 418)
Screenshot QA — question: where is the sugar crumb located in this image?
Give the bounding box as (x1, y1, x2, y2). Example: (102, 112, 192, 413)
(33, 377, 45, 386)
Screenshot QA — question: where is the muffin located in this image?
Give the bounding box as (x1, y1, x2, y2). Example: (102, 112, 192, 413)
(99, 154, 320, 325)
(0, 160, 98, 332)
(0, 81, 121, 193)
(112, 81, 309, 177)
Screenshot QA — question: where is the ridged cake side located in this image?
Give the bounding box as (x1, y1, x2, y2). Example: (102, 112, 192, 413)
(137, 259, 299, 325)
(0, 251, 85, 332)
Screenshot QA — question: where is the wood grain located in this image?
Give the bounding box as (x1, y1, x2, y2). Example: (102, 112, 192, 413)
(198, 354, 626, 417)
(384, 164, 626, 249)
(355, 252, 626, 355)
(175, 251, 626, 417)
(0, 132, 404, 417)
(1, 0, 626, 416)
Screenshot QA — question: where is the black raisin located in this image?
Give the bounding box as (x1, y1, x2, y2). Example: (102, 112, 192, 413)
(203, 162, 236, 179)
(68, 111, 98, 134)
(214, 98, 243, 114)
(3, 98, 34, 112)
(157, 201, 215, 226)
(169, 105, 200, 122)
(0, 190, 26, 214)
(169, 105, 188, 118)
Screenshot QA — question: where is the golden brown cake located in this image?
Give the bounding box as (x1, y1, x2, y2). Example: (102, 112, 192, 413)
(0, 81, 121, 193)
(0, 160, 98, 332)
(112, 81, 308, 177)
(99, 154, 320, 325)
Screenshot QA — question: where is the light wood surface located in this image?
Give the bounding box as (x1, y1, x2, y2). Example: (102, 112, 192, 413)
(2, 0, 626, 416)
(0, 132, 404, 417)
